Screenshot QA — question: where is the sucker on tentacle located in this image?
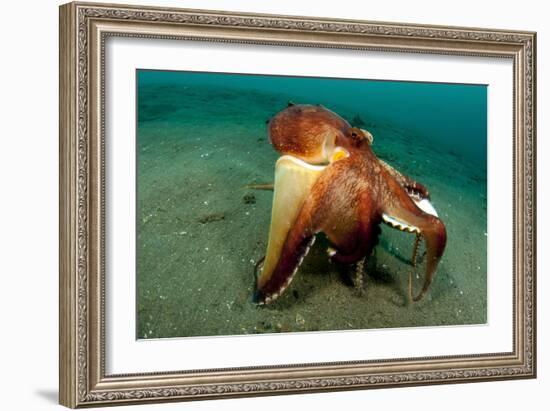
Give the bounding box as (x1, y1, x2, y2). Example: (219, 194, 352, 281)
(411, 233, 422, 268)
(354, 256, 367, 295)
(408, 234, 422, 302)
(382, 214, 420, 233)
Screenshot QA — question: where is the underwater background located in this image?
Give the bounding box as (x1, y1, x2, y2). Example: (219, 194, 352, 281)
(136, 69, 487, 339)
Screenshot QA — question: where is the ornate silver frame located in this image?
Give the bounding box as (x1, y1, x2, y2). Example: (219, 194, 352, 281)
(59, 1, 536, 408)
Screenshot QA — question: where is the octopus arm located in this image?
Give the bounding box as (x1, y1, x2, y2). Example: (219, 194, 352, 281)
(255, 155, 326, 304)
(382, 194, 447, 301)
(378, 158, 431, 200)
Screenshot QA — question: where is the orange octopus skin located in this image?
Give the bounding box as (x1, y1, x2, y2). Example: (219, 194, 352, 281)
(255, 104, 447, 304)
(268, 104, 368, 164)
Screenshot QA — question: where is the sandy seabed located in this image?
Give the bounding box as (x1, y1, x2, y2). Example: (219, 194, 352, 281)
(136, 83, 487, 339)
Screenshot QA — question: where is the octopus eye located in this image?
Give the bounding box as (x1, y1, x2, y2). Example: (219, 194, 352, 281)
(349, 128, 363, 141)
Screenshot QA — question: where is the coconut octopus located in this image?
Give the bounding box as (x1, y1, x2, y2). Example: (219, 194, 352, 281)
(253, 104, 447, 305)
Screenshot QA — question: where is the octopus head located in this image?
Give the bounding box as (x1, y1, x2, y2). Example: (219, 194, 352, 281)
(268, 104, 374, 164)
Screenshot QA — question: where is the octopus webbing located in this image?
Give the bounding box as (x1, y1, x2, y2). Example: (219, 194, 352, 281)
(254, 104, 447, 305)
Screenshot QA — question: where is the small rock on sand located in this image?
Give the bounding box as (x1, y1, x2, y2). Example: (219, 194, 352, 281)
(243, 193, 256, 204)
(197, 212, 225, 224)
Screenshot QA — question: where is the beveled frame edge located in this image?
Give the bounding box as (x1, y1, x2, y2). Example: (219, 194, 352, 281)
(59, 1, 537, 408)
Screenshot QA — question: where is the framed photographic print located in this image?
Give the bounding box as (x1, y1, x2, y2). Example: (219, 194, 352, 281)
(59, 1, 537, 408)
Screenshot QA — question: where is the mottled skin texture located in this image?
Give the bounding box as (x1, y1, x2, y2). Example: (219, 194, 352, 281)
(256, 104, 447, 304)
(269, 104, 367, 164)
(378, 159, 430, 201)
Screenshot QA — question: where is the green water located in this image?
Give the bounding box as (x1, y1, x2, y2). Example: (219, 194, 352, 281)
(136, 69, 487, 339)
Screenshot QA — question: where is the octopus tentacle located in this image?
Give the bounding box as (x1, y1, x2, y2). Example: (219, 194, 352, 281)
(411, 233, 422, 268)
(354, 256, 367, 295)
(382, 198, 446, 302)
(326, 219, 381, 264)
(255, 194, 321, 304)
(379, 159, 430, 200)
(329, 243, 371, 265)
(254, 155, 325, 304)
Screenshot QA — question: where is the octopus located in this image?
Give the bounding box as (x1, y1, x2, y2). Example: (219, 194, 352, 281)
(254, 104, 447, 305)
